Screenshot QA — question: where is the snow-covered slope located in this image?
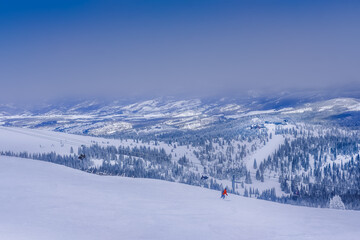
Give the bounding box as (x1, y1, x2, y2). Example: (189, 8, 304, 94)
(0, 126, 200, 166)
(1, 156, 359, 240)
(0, 126, 122, 155)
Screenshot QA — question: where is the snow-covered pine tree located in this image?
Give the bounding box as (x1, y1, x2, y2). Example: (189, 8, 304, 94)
(329, 195, 345, 210)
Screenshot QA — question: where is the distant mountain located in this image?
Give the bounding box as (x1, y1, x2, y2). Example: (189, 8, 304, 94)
(1, 94, 360, 136)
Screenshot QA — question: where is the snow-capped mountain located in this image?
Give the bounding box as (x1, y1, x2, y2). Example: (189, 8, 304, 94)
(1, 95, 360, 136)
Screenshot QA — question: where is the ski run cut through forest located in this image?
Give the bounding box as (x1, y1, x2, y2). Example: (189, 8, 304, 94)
(1, 96, 360, 239)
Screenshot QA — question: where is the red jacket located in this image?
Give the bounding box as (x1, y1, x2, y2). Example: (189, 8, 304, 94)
(222, 189, 228, 196)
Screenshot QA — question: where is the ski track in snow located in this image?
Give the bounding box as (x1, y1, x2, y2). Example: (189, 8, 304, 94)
(0, 156, 360, 240)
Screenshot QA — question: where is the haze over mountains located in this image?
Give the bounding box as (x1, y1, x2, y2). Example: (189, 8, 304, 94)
(1, 91, 360, 136)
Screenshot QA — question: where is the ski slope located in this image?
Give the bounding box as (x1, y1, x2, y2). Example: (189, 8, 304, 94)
(0, 126, 112, 155)
(1, 156, 359, 240)
(0, 126, 203, 167)
(0, 126, 157, 156)
(244, 124, 285, 170)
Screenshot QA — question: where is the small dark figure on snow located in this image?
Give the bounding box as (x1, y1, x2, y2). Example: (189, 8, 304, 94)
(78, 154, 86, 160)
(221, 188, 228, 199)
(201, 175, 208, 180)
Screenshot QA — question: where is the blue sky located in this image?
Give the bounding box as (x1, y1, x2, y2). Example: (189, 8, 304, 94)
(1, 0, 360, 102)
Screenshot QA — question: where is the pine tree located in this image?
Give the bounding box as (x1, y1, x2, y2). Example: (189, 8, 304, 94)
(329, 195, 345, 210)
(256, 169, 261, 180)
(245, 171, 252, 184)
(244, 187, 249, 197)
(253, 159, 257, 169)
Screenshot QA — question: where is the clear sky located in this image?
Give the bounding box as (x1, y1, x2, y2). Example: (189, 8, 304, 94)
(1, 0, 360, 102)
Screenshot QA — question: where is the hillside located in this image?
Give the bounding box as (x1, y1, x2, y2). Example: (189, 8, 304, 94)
(1, 156, 360, 240)
(1, 121, 360, 209)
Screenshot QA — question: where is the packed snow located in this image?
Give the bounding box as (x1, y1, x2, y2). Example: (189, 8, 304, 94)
(1, 156, 359, 240)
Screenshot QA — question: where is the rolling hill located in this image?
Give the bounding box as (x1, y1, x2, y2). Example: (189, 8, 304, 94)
(1, 156, 359, 240)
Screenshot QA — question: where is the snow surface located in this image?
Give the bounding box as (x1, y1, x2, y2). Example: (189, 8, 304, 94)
(0, 126, 166, 156)
(244, 124, 284, 170)
(238, 124, 286, 195)
(1, 156, 360, 240)
(0, 126, 206, 176)
(88, 121, 132, 135)
(282, 107, 313, 114)
(0, 126, 108, 155)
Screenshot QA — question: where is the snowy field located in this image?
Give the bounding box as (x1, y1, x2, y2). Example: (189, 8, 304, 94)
(0, 126, 125, 155)
(1, 156, 360, 240)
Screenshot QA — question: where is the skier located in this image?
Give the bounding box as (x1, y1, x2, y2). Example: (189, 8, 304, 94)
(221, 188, 228, 199)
